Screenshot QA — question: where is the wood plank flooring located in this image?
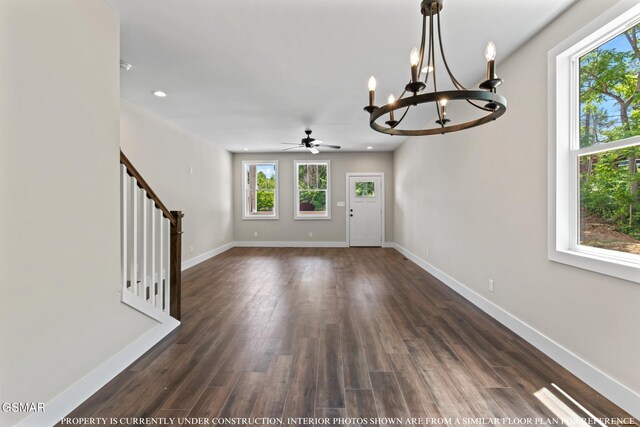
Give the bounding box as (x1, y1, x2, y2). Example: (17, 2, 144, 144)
(64, 248, 636, 426)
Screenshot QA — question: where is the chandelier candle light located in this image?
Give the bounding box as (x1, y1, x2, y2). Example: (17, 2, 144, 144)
(364, 0, 507, 136)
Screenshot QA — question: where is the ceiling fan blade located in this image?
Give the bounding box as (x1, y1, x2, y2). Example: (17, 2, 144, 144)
(313, 140, 324, 144)
(323, 145, 341, 149)
(282, 146, 302, 151)
(281, 142, 302, 145)
(309, 147, 320, 154)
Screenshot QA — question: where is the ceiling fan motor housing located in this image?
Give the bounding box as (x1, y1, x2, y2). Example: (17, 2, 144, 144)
(303, 129, 315, 146)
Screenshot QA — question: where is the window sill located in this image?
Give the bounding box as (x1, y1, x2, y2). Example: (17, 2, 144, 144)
(549, 247, 640, 284)
(242, 216, 279, 221)
(294, 216, 331, 221)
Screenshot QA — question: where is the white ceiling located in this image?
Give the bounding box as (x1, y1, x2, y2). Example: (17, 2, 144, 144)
(107, 0, 576, 153)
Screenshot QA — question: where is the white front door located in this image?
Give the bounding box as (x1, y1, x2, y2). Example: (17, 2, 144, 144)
(349, 175, 383, 247)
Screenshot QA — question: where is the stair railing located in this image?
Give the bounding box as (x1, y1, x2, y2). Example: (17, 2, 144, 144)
(119, 151, 183, 321)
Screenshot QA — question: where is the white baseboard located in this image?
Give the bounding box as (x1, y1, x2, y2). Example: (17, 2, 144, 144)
(233, 240, 348, 248)
(234, 241, 396, 248)
(18, 318, 180, 427)
(391, 243, 640, 419)
(182, 242, 234, 271)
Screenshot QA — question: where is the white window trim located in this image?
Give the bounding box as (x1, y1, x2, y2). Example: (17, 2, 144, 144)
(548, 0, 640, 283)
(294, 160, 331, 220)
(241, 160, 279, 220)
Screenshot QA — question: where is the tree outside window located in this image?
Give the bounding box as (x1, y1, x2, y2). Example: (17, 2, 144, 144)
(242, 161, 278, 219)
(578, 24, 640, 254)
(295, 161, 330, 219)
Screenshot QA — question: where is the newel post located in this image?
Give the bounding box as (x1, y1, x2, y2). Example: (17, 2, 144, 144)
(170, 210, 184, 320)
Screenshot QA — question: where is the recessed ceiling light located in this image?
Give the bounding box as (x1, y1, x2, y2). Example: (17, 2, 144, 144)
(243, 148, 249, 151)
(152, 90, 167, 98)
(120, 60, 132, 71)
(366, 146, 373, 150)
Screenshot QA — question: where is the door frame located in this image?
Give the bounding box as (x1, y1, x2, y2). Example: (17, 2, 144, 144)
(346, 172, 385, 247)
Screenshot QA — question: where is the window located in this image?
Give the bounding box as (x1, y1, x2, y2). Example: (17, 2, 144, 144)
(355, 181, 376, 198)
(549, 2, 640, 282)
(295, 160, 330, 219)
(242, 161, 278, 220)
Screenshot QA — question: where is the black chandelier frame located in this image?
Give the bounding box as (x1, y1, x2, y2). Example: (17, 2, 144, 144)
(364, 0, 507, 136)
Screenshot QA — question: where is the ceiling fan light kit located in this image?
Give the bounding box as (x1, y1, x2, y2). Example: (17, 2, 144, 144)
(281, 129, 341, 154)
(364, 0, 507, 136)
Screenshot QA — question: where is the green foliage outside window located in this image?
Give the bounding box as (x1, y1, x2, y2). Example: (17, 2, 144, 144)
(580, 148, 640, 238)
(256, 170, 275, 212)
(298, 163, 328, 212)
(579, 24, 640, 242)
(245, 163, 276, 215)
(355, 182, 375, 197)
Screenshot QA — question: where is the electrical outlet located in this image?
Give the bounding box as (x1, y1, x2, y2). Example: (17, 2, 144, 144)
(221, 234, 224, 242)
(253, 231, 258, 237)
(309, 232, 313, 238)
(488, 279, 494, 293)
(189, 166, 193, 175)
(190, 245, 194, 254)
(426, 248, 430, 257)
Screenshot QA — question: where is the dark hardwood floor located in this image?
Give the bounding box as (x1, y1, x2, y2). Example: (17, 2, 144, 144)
(65, 248, 636, 426)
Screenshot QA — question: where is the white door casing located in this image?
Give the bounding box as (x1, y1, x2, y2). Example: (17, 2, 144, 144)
(347, 174, 384, 247)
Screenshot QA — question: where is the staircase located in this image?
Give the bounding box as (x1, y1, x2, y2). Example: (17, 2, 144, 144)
(119, 151, 183, 321)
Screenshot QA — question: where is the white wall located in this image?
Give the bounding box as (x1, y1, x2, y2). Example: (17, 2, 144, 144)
(120, 100, 233, 264)
(0, 2, 157, 426)
(233, 152, 394, 244)
(394, 0, 640, 408)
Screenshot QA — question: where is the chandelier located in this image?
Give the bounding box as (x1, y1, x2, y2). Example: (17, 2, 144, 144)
(364, 0, 507, 136)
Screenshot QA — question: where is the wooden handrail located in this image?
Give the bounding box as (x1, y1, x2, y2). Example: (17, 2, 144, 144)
(120, 151, 177, 227)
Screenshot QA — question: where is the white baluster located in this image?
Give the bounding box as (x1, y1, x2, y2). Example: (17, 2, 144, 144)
(142, 190, 148, 301)
(155, 209, 164, 310)
(150, 201, 156, 308)
(129, 177, 138, 296)
(164, 218, 171, 313)
(120, 165, 128, 290)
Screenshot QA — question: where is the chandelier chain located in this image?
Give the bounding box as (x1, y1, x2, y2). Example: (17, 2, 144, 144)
(429, 13, 445, 126)
(418, 14, 427, 77)
(436, 12, 466, 91)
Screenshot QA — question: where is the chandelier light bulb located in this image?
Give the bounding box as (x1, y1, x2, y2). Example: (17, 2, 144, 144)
(368, 76, 377, 92)
(388, 94, 396, 122)
(437, 98, 450, 126)
(367, 76, 377, 108)
(410, 48, 420, 66)
(485, 41, 497, 61)
(484, 41, 498, 81)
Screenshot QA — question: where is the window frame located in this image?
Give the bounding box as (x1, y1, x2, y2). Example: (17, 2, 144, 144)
(294, 160, 331, 220)
(241, 160, 279, 221)
(548, 0, 640, 283)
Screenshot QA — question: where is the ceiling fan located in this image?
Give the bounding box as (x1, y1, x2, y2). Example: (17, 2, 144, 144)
(281, 129, 341, 154)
